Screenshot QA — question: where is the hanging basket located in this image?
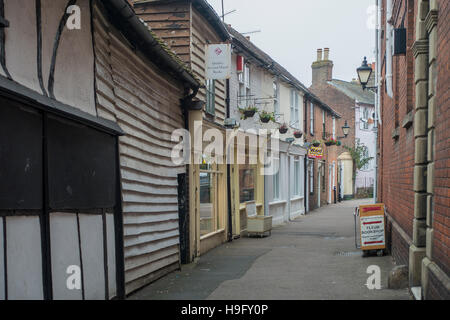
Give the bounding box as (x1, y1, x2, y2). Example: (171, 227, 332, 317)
(279, 126, 288, 134)
(293, 131, 303, 139)
(244, 110, 256, 118)
(312, 141, 321, 147)
(260, 116, 271, 123)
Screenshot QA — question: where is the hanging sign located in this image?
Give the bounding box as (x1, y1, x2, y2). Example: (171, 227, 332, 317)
(359, 204, 386, 251)
(206, 44, 231, 80)
(307, 145, 323, 159)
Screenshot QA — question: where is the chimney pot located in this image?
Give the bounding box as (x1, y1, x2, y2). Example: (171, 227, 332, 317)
(317, 49, 323, 61)
(324, 48, 330, 61)
(246, 36, 251, 41)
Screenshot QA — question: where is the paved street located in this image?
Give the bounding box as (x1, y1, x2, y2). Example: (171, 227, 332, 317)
(129, 199, 411, 300)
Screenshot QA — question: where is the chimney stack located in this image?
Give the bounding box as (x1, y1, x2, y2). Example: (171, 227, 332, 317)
(311, 48, 334, 86)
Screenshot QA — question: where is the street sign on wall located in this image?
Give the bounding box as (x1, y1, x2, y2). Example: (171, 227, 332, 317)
(206, 44, 231, 80)
(359, 204, 386, 251)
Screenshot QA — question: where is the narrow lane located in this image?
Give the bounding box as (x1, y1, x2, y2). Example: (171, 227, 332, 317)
(130, 199, 411, 300)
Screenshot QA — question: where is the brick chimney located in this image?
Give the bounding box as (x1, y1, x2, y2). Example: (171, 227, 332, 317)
(312, 48, 334, 86)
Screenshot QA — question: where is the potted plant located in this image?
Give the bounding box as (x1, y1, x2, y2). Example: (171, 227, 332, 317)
(312, 139, 321, 147)
(259, 110, 275, 123)
(336, 140, 342, 146)
(293, 130, 303, 139)
(279, 123, 289, 134)
(325, 138, 337, 146)
(239, 106, 258, 120)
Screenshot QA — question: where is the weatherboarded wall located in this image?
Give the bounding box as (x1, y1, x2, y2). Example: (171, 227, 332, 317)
(92, 3, 186, 294)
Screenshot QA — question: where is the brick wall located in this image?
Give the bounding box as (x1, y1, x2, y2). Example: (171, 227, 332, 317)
(432, 0, 450, 280)
(378, 0, 416, 265)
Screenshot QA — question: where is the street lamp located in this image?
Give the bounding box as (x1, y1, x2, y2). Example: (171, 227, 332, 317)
(357, 57, 377, 92)
(337, 121, 351, 140)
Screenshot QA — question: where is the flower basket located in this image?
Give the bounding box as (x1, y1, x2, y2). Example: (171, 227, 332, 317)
(279, 124, 288, 134)
(325, 138, 337, 146)
(293, 131, 303, 139)
(312, 140, 321, 147)
(239, 106, 258, 120)
(259, 111, 275, 123)
(336, 141, 342, 146)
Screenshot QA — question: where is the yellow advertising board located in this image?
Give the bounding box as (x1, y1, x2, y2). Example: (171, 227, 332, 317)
(307, 146, 323, 159)
(359, 204, 386, 251)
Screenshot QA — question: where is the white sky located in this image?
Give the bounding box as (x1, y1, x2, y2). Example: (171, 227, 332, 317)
(207, 0, 376, 87)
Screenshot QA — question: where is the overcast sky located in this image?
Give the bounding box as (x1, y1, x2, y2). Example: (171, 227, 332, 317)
(207, 0, 376, 87)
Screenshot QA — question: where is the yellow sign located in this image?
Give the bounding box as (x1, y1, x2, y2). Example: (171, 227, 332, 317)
(359, 204, 386, 251)
(307, 145, 323, 159)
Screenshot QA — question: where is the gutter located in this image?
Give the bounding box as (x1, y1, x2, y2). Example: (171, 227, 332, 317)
(107, 0, 199, 92)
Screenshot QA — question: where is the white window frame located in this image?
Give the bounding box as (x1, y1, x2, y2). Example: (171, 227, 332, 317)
(273, 80, 279, 116)
(294, 157, 301, 196)
(332, 117, 336, 139)
(273, 157, 280, 200)
(310, 102, 314, 135)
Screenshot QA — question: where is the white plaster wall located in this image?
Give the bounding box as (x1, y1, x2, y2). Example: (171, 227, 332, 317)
(79, 214, 105, 300)
(42, 0, 96, 115)
(4, 0, 96, 114)
(106, 213, 116, 299)
(50, 213, 82, 300)
(6, 216, 43, 300)
(4, 0, 40, 92)
(355, 103, 376, 189)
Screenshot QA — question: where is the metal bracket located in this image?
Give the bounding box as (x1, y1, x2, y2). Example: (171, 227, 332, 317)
(0, 17, 9, 28)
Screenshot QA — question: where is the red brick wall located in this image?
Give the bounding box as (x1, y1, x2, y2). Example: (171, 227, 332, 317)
(378, 0, 416, 258)
(432, 0, 450, 279)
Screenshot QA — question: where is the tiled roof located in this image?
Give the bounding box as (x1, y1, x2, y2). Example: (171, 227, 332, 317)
(328, 79, 375, 105)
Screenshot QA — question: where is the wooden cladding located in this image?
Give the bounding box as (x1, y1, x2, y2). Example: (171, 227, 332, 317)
(93, 3, 187, 294)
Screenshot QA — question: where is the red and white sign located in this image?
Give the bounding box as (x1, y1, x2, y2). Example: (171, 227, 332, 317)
(359, 204, 386, 251)
(206, 44, 231, 80)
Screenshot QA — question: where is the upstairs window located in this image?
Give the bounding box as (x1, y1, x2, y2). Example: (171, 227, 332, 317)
(273, 80, 279, 116)
(310, 102, 314, 135)
(290, 90, 300, 129)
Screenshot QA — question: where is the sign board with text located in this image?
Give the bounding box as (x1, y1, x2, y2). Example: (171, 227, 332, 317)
(206, 44, 231, 80)
(307, 146, 324, 159)
(359, 204, 386, 251)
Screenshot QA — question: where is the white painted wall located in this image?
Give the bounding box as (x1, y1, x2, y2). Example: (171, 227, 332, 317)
(355, 103, 376, 190)
(4, 0, 96, 115)
(50, 213, 82, 300)
(6, 216, 43, 300)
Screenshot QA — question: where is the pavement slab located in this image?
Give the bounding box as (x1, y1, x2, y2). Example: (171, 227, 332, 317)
(129, 199, 411, 300)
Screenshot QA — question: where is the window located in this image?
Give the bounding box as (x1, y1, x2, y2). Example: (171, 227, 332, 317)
(321, 163, 326, 192)
(206, 79, 215, 115)
(290, 90, 300, 129)
(310, 102, 314, 135)
(309, 160, 314, 194)
(273, 157, 280, 200)
(199, 160, 223, 236)
(294, 158, 301, 196)
(362, 149, 371, 170)
(322, 110, 326, 139)
(239, 150, 256, 203)
(238, 65, 251, 108)
(273, 80, 279, 116)
(332, 117, 336, 139)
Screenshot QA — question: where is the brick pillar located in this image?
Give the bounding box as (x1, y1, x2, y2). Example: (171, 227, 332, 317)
(409, 0, 429, 289)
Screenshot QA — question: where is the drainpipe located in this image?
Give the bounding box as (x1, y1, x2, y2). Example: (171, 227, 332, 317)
(386, 0, 394, 98)
(226, 78, 233, 242)
(373, 0, 380, 204)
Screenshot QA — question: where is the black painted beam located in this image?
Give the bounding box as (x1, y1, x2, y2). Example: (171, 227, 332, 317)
(0, 17, 8, 28)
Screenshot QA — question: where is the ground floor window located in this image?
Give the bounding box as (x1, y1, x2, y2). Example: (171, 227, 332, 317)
(199, 161, 223, 237)
(239, 164, 256, 203)
(294, 157, 301, 196)
(309, 160, 314, 195)
(273, 157, 280, 200)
